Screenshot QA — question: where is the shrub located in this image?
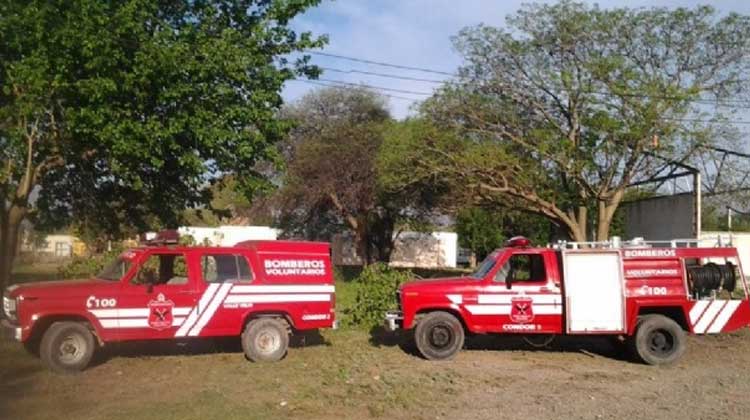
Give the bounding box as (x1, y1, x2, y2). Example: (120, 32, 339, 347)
(349, 263, 413, 329)
(58, 249, 123, 279)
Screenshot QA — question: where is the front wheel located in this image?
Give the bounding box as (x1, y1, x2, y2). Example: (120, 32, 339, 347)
(241, 318, 289, 362)
(39, 322, 96, 373)
(414, 311, 465, 360)
(629, 315, 686, 365)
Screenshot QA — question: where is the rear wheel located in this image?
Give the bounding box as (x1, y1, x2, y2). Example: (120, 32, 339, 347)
(414, 311, 464, 360)
(39, 322, 96, 373)
(241, 318, 289, 362)
(629, 315, 686, 365)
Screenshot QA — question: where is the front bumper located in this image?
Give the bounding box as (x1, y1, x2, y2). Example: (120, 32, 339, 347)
(1, 319, 21, 341)
(384, 311, 403, 332)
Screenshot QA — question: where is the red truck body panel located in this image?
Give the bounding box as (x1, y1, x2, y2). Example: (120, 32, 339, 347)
(398, 245, 750, 338)
(4, 241, 335, 344)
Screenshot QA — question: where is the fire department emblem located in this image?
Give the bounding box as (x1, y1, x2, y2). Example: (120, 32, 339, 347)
(510, 296, 534, 324)
(148, 293, 174, 330)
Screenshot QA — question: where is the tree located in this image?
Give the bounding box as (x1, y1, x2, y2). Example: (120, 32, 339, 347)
(456, 207, 551, 260)
(0, 0, 325, 291)
(418, 2, 750, 242)
(279, 87, 394, 264)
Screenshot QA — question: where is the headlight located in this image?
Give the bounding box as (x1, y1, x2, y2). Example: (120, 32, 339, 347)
(3, 295, 17, 321)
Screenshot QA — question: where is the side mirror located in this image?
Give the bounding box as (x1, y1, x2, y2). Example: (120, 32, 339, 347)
(506, 277, 513, 290)
(146, 282, 154, 294)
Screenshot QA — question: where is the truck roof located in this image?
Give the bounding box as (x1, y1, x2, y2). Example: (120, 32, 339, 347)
(127, 240, 330, 255)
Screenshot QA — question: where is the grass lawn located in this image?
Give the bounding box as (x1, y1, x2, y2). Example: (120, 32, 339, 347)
(10, 262, 63, 284)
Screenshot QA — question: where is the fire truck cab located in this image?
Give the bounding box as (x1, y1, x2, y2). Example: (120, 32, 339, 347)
(2, 238, 336, 373)
(385, 236, 750, 365)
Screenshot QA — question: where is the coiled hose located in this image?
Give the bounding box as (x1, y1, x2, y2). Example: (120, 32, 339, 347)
(687, 262, 737, 296)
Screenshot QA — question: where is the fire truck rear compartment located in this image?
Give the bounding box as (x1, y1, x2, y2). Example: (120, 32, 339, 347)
(562, 251, 626, 334)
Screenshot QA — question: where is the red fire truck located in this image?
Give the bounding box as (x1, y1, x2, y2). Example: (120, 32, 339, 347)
(2, 239, 336, 372)
(384, 236, 750, 365)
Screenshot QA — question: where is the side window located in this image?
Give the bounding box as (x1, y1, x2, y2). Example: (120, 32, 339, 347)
(494, 254, 546, 283)
(202, 254, 253, 283)
(132, 253, 189, 286)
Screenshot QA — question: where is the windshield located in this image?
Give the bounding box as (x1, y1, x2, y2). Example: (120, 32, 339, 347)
(470, 253, 498, 279)
(97, 257, 132, 281)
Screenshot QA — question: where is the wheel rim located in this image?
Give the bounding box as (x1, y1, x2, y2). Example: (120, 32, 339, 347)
(58, 333, 86, 365)
(428, 324, 454, 349)
(255, 328, 281, 355)
(647, 328, 675, 357)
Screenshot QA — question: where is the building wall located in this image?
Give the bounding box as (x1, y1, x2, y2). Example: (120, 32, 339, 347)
(177, 226, 278, 246)
(623, 193, 695, 240)
(23, 234, 86, 258)
(700, 231, 750, 276)
(332, 231, 458, 268)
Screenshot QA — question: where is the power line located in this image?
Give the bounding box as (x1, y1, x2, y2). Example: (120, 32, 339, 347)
(319, 66, 445, 84)
(315, 78, 433, 96)
(664, 117, 750, 125)
(288, 79, 420, 102)
(308, 51, 750, 109)
(307, 51, 455, 76)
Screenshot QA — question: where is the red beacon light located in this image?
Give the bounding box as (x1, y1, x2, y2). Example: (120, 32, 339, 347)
(506, 236, 531, 248)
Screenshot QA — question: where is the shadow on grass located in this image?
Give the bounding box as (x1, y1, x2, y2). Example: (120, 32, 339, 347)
(96, 329, 330, 363)
(368, 325, 631, 362)
(0, 342, 47, 417)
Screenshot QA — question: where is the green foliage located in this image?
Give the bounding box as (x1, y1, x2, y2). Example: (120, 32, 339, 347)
(456, 208, 504, 260)
(456, 207, 552, 259)
(415, 2, 750, 242)
(58, 248, 123, 279)
(1, 0, 326, 238)
(279, 87, 416, 263)
(349, 263, 412, 329)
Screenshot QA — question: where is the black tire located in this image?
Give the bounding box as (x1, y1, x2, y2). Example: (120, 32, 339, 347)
(241, 318, 289, 362)
(39, 322, 96, 373)
(414, 311, 464, 360)
(628, 315, 686, 365)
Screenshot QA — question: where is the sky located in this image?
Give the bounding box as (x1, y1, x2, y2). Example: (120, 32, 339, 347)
(283, 0, 750, 119)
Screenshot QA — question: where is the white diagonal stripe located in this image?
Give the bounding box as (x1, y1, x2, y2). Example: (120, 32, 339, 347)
(188, 283, 233, 337)
(707, 300, 742, 334)
(447, 294, 462, 304)
(229, 285, 335, 294)
(694, 301, 725, 334)
(175, 283, 219, 337)
(223, 294, 330, 304)
(689, 300, 710, 324)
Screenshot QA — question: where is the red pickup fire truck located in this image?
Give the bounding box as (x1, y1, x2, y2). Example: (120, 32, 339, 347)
(385, 236, 750, 365)
(2, 239, 336, 373)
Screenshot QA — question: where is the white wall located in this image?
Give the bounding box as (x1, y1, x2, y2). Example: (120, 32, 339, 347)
(700, 231, 750, 275)
(178, 226, 278, 246)
(331, 231, 458, 268)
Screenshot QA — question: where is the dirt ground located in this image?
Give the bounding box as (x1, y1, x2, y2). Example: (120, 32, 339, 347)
(1, 327, 750, 420)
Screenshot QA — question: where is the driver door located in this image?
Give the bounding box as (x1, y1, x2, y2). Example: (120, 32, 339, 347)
(480, 250, 563, 334)
(116, 250, 199, 340)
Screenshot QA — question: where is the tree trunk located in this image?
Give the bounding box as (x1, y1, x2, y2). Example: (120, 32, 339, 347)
(0, 205, 26, 294)
(596, 192, 624, 242)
